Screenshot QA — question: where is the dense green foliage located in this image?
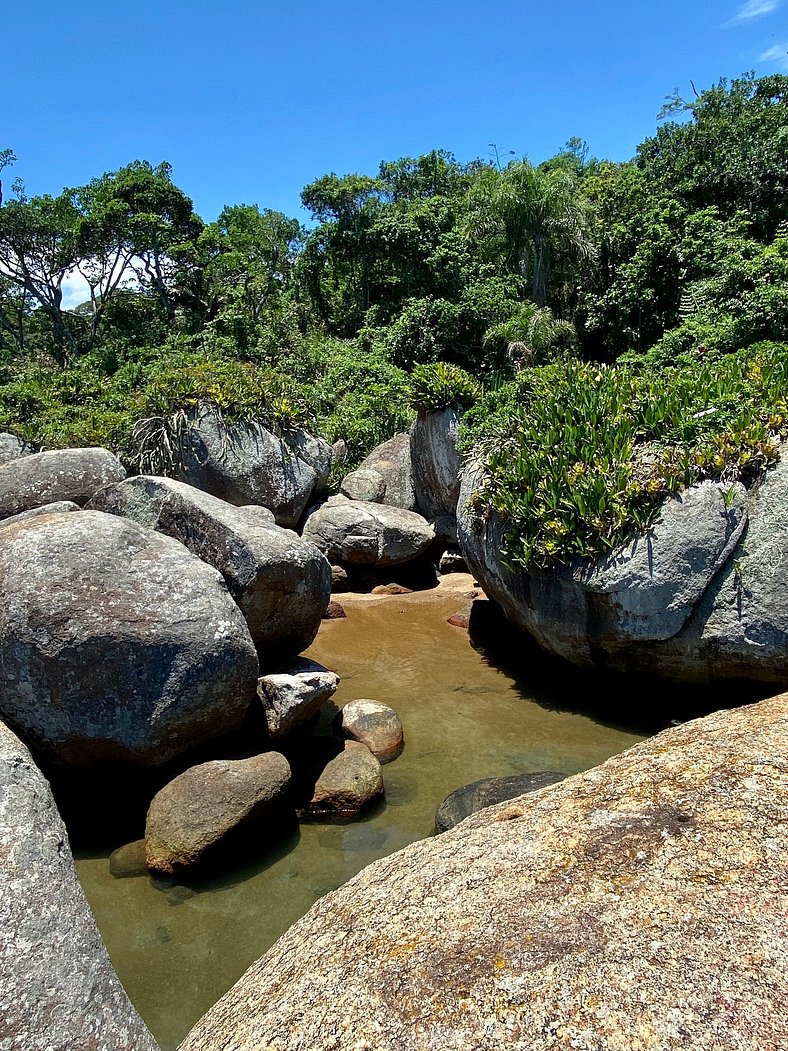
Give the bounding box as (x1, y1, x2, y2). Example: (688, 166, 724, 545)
(1, 72, 786, 560)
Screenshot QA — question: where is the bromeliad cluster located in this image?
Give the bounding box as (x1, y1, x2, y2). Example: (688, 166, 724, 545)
(465, 342, 788, 570)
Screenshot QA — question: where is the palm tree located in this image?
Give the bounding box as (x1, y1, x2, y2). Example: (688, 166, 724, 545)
(467, 159, 595, 307)
(483, 302, 578, 368)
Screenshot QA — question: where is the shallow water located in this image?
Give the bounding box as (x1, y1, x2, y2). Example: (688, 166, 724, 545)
(75, 578, 658, 1050)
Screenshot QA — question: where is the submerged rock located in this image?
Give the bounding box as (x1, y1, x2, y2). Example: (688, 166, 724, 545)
(0, 721, 160, 1050)
(434, 771, 567, 832)
(145, 751, 292, 876)
(89, 475, 331, 661)
(0, 510, 259, 767)
(180, 693, 788, 1051)
(0, 446, 126, 520)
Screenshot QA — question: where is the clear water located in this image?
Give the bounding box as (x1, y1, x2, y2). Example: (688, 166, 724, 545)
(74, 577, 658, 1050)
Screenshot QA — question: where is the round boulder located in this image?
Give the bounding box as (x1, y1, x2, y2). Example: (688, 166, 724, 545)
(336, 700, 404, 762)
(435, 772, 568, 832)
(303, 497, 434, 566)
(308, 740, 384, 818)
(0, 447, 126, 520)
(0, 510, 259, 767)
(145, 751, 292, 876)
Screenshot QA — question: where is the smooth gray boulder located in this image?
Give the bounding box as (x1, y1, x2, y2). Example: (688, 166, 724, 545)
(179, 693, 788, 1051)
(303, 496, 434, 566)
(257, 658, 340, 739)
(88, 475, 331, 661)
(0, 500, 80, 528)
(284, 428, 333, 495)
(175, 402, 319, 528)
(0, 446, 126, 520)
(341, 433, 415, 510)
(457, 456, 779, 681)
(411, 407, 461, 518)
(0, 431, 33, 465)
(0, 720, 160, 1050)
(435, 771, 568, 832)
(145, 751, 292, 876)
(0, 510, 259, 767)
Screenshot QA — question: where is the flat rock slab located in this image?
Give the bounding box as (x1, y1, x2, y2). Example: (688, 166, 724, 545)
(435, 771, 568, 832)
(88, 475, 331, 661)
(257, 658, 340, 739)
(145, 751, 292, 876)
(303, 497, 434, 566)
(0, 721, 159, 1050)
(0, 510, 259, 767)
(337, 699, 404, 762)
(0, 446, 126, 520)
(181, 693, 788, 1051)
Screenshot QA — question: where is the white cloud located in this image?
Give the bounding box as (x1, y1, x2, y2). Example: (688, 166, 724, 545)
(759, 42, 788, 68)
(727, 0, 781, 23)
(60, 270, 91, 310)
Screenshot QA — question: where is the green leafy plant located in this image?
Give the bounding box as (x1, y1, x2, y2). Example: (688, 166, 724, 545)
(406, 361, 482, 412)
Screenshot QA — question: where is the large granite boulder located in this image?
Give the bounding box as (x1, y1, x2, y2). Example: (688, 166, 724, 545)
(303, 497, 434, 566)
(174, 402, 320, 528)
(88, 475, 331, 661)
(0, 431, 33, 466)
(145, 751, 292, 876)
(180, 693, 788, 1051)
(411, 407, 461, 518)
(0, 500, 80, 528)
(0, 446, 126, 520)
(435, 771, 568, 832)
(284, 428, 333, 495)
(457, 454, 788, 681)
(0, 510, 259, 767)
(0, 720, 160, 1050)
(257, 658, 340, 739)
(341, 433, 415, 510)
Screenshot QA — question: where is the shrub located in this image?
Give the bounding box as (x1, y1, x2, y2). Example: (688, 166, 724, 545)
(406, 361, 482, 412)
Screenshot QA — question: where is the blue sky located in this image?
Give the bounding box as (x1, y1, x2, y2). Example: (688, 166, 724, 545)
(2, 0, 786, 226)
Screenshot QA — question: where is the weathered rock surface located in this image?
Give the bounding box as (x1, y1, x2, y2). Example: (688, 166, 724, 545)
(88, 475, 331, 660)
(0, 446, 126, 520)
(0, 431, 33, 465)
(0, 500, 80, 528)
(180, 693, 788, 1051)
(411, 407, 461, 518)
(175, 402, 319, 528)
(435, 771, 568, 832)
(0, 721, 160, 1050)
(303, 496, 434, 566)
(336, 699, 404, 762)
(458, 456, 788, 681)
(439, 547, 467, 574)
(0, 510, 259, 767)
(308, 740, 384, 817)
(323, 600, 347, 619)
(257, 658, 340, 739)
(284, 428, 333, 495)
(145, 751, 292, 876)
(341, 433, 416, 510)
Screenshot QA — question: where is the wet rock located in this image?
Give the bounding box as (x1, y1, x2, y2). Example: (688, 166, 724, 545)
(0, 500, 80, 528)
(323, 601, 347, 620)
(0, 510, 258, 767)
(145, 751, 292, 876)
(0, 431, 33, 466)
(109, 839, 148, 879)
(257, 658, 340, 739)
(174, 402, 319, 528)
(308, 740, 384, 818)
(0, 721, 160, 1050)
(337, 699, 404, 762)
(411, 407, 461, 518)
(435, 771, 568, 832)
(371, 583, 413, 595)
(88, 475, 331, 661)
(0, 446, 126, 520)
(447, 605, 472, 628)
(179, 693, 788, 1051)
(303, 497, 434, 566)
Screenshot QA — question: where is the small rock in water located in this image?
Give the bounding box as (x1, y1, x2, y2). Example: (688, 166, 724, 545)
(323, 600, 347, 619)
(109, 839, 148, 879)
(447, 605, 472, 628)
(337, 699, 404, 763)
(308, 741, 384, 818)
(435, 772, 568, 833)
